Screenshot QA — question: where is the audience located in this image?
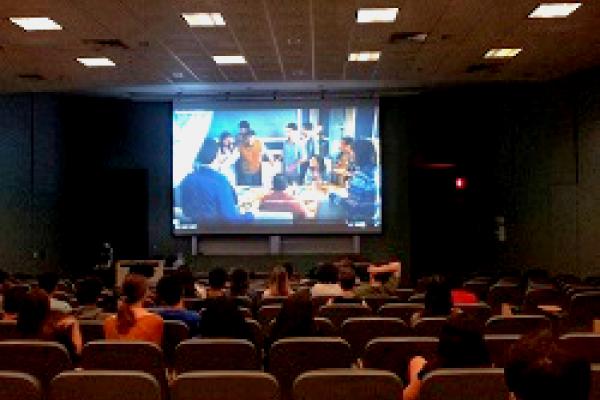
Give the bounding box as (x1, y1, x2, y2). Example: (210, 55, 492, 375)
(331, 267, 362, 304)
(103, 274, 164, 346)
(17, 288, 83, 358)
(74, 277, 105, 320)
(38, 272, 72, 313)
(403, 313, 491, 400)
(200, 296, 250, 340)
(355, 261, 401, 297)
(267, 291, 320, 348)
(206, 267, 228, 298)
(411, 275, 454, 326)
(230, 268, 251, 298)
(310, 263, 342, 297)
(263, 266, 293, 298)
(1, 284, 26, 320)
(504, 330, 591, 400)
(153, 275, 201, 336)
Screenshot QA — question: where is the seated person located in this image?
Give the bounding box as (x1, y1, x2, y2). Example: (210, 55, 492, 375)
(410, 275, 454, 327)
(310, 263, 342, 298)
(206, 267, 228, 299)
(259, 174, 308, 219)
(1, 284, 26, 321)
(267, 291, 323, 349)
(200, 296, 251, 340)
(17, 288, 83, 359)
(504, 330, 591, 400)
(355, 261, 401, 298)
(74, 277, 105, 320)
(153, 276, 201, 336)
(403, 313, 491, 400)
(263, 266, 293, 298)
(104, 274, 163, 346)
(331, 267, 363, 304)
(38, 272, 72, 313)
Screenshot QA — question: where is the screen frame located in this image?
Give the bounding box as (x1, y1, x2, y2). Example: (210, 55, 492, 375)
(170, 99, 383, 236)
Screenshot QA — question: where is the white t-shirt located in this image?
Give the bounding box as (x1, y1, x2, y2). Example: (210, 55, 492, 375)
(310, 283, 343, 297)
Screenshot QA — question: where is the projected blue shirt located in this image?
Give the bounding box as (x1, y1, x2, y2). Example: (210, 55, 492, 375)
(282, 141, 305, 176)
(179, 166, 249, 223)
(345, 167, 377, 223)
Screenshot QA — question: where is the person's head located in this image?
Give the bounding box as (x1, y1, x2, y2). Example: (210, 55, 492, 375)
(176, 266, 196, 297)
(372, 271, 393, 286)
(239, 120, 251, 135)
(75, 277, 103, 306)
(354, 140, 376, 169)
(272, 174, 288, 192)
(270, 291, 315, 342)
(117, 274, 148, 334)
(241, 129, 256, 145)
(219, 131, 234, 150)
(339, 267, 356, 291)
(208, 267, 228, 291)
(2, 284, 27, 316)
(340, 137, 354, 154)
(437, 313, 490, 368)
(267, 266, 291, 297)
(302, 122, 313, 136)
(424, 275, 453, 317)
(316, 263, 338, 284)
(37, 272, 60, 295)
(505, 330, 591, 400)
(194, 138, 219, 166)
(230, 268, 249, 297)
(200, 297, 249, 339)
(285, 123, 298, 140)
(17, 288, 50, 336)
(156, 275, 184, 307)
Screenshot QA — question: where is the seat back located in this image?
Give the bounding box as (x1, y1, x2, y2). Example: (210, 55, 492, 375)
(0, 372, 41, 400)
(234, 296, 253, 309)
(485, 315, 551, 335)
(79, 320, 106, 344)
(340, 317, 412, 359)
(454, 303, 492, 326)
(419, 368, 508, 400)
(183, 298, 204, 312)
(81, 341, 167, 395)
(569, 292, 600, 330)
(484, 334, 521, 367)
(0, 320, 19, 340)
(462, 281, 490, 301)
(293, 369, 402, 400)
(246, 319, 265, 352)
(378, 303, 424, 324)
(393, 289, 415, 303)
(318, 304, 372, 328)
(592, 365, 600, 400)
(524, 287, 564, 312)
(171, 371, 279, 400)
(314, 317, 337, 336)
(268, 338, 352, 400)
(49, 371, 161, 400)
(413, 317, 447, 337)
(363, 337, 438, 380)
(163, 320, 190, 366)
(487, 284, 523, 314)
(0, 341, 72, 388)
(175, 339, 259, 373)
(363, 297, 400, 313)
(559, 333, 600, 363)
(260, 296, 288, 306)
(259, 305, 282, 326)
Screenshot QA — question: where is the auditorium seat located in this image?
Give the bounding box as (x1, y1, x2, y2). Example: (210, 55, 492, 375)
(0, 371, 41, 400)
(393, 289, 415, 303)
(559, 333, 600, 364)
(454, 303, 492, 326)
(340, 317, 412, 359)
(293, 369, 402, 400)
(485, 315, 552, 335)
(234, 296, 253, 309)
(568, 292, 600, 330)
(49, 371, 160, 400)
(484, 334, 521, 367)
(79, 320, 105, 344)
(523, 287, 565, 313)
(378, 303, 425, 324)
(183, 298, 204, 312)
(172, 371, 279, 400)
(419, 368, 508, 400)
(462, 280, 490, 301)
(487, 284, 523, 314)
(314, 317, 337, 336)
(363, 296, 400, 313)
(81, 341, 167, 398)
(259, 304, 282, 326)
(363, 337, 438, 379)
(318, 304, 372, 328)
(268, 338, 352, 399)
(591, 364, 600, 400)
(0, 320, 19, 340)
(239, 307, 253, 319)
(0, 341, 72, 388)
(163, 320, 190, 366)
(413, 317, 447, 337)
(260, 296, 288, 306)
(175, 339, 259, 373)
(246, 319, 265, 352)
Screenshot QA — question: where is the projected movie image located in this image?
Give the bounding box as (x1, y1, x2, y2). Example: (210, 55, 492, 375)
(172, 104, 381, 234)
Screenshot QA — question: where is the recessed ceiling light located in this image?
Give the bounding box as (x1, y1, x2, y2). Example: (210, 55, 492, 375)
(484, 48, 522, 59)
(9, 17, 62, 31)
(356, 8, 399, 23)
(529, 3, 581, 18)
(76, 57, 116, 67)
(213, 55, 247, 65)
(172, 72, 184, 79)
(348, 51, 381, 62)
(182, 12, 226, 27)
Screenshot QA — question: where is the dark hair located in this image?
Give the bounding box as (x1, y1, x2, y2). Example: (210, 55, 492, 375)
(270, 291, 316, 344)
(286, 122, 297, 130)
(339, 267, 356, 290)
(3, 284, 27, 314)
(316, 263, 338, 284)
(282, 262, 294, 280)
(239, 120, 250, 129)
(195, 138, 219, 165)
(267, 266, 291, 297)
(0, 270, 8, 285)
(17, 288, 50, 337)
(230, 268, 249, 297)
(273, 173, 288, 191)
(354, 140, 376, 169)
(437, 313, 490, 368)
(156, 275, 183, 306)
(208, 267, 228, 290)
(176, 266, 196, 297)
(200, 297, 250, 339)
(219, 131, 233, 147)
(303, 122, 313, 130)
(38, 272, 60, 294)
(424, 275, 453, 317)
(341, 137, 354, 147)
(117, 274, 148, 334)
(75, 277, 102, 306)
(505, 330, 591, 400)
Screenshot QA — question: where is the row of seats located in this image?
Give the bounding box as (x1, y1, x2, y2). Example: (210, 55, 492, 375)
(3, 366, 600, 400)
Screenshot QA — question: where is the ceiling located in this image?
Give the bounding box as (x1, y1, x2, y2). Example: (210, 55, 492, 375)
(0, 0, 598, 95)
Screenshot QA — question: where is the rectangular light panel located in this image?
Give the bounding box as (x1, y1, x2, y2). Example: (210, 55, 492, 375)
(356, 8, 399, 23)
(529, 3, 581, 18)
(77, 57, 116, 67)
(10, 17, 62, 31)
(213, 55, 247, 65)
(484, 48, 522, 59)
(182, 12, 226, 27)
(348, 51, 381, 62)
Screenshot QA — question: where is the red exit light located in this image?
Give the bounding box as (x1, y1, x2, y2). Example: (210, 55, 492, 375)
(456, 177, 467, 190)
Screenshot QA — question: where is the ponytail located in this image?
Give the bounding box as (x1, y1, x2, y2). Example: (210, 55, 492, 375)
(116, 302, 136, 334)
(116, 274, 148, 334)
